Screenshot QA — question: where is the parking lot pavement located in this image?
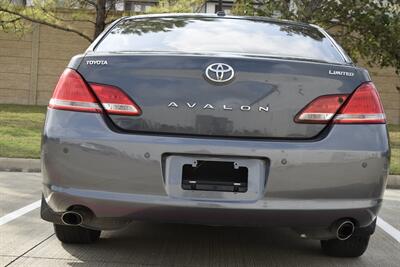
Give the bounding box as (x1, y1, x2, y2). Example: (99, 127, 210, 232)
(0, 172, 399, 267)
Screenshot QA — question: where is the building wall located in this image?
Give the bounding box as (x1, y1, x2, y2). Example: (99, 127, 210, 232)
(200, 2, 234, 14)
(0, 23, 399, 124)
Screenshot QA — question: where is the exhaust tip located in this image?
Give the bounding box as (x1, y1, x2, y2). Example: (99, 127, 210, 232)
(336, 220, 355, 241)
(61, 211, 83, 226)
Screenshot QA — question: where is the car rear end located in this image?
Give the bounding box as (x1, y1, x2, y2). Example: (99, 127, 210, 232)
(41, 14, 390, 256)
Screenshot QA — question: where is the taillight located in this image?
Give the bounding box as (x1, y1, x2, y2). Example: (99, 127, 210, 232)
(294, 95, 348, 123)
(90, 83, 141, 116)
(333, 82, 385, 124)
(49, 68, 141, 116)
(49, 69, 101, 113)
(295, 82, 386, 124)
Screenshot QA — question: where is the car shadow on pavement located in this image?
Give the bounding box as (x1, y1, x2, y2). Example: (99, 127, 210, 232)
(61, 222, 363, 266)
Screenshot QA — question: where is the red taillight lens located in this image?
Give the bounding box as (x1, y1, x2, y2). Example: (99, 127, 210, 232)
(295, 82, 386, 124)
(333, 82, 385, 124)
(295, 95, 348, 123)
(49, 69, 101, 113)
(49, 69, 141, 116)
(90, 83, 141, 116)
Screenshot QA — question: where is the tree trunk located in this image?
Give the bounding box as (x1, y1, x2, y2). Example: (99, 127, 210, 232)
(94, 0, 107, 40)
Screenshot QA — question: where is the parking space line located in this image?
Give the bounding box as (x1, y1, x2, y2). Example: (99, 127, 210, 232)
(377, 217, 400, 243)
(0, 200, 41, 226)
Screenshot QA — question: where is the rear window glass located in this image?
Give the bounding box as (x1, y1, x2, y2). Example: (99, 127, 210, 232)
(96, 17, 345, 63)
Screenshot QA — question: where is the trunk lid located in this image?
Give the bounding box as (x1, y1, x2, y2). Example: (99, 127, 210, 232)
(77, 53, 367, 139)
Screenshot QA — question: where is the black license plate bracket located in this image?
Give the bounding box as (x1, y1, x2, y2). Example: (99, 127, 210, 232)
(181, 160, 248, 193)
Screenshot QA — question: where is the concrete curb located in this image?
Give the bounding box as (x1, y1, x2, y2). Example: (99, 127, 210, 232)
(0, 158, 41, 173)
(0, 157, 399, 188)
(387, 175, 400, 189)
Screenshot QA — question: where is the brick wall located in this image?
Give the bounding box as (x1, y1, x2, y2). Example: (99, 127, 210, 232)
(0, 23, 399, 124)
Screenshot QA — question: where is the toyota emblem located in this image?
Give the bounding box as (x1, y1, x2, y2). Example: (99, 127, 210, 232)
(205, 63, 235, 83)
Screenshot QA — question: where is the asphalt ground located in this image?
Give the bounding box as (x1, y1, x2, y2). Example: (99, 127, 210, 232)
(0, 172, 399, 267)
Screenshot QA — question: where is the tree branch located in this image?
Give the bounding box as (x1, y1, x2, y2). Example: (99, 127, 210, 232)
(0, 17, 21, 24)
(105, 0, 118, 17)
(0, 6, 93, 42)
(38, 6, 96, 25)
(79, 0, 98, 8)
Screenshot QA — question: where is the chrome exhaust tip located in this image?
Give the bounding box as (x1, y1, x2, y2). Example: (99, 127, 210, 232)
(335, 220, 355, 241)
(61, 211, 83, 226)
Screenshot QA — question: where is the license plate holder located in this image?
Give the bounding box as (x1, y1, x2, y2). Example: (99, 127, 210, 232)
(165, 155, 267, 201)
(181, 160, 248, 193)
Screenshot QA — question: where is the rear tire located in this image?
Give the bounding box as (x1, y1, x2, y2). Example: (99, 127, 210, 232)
(320, 235, 370, 257)
(54, 224, 101, 244)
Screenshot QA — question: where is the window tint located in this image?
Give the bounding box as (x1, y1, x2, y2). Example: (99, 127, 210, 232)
(96, 17, 345, 63)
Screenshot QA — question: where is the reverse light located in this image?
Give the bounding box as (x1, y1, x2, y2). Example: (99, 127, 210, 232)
(333, 82, 385, 124)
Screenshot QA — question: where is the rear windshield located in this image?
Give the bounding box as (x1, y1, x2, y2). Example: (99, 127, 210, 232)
(96, 17, 345, 63)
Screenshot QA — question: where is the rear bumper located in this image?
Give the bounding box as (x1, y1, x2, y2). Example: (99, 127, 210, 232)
(41, 109, 390, 230)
